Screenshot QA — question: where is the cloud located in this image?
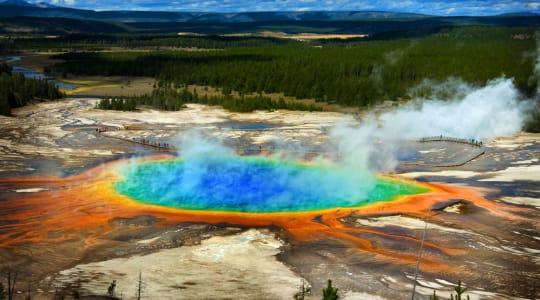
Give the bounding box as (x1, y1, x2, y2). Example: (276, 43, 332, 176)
(527, 2, 540, 9)
(36, 0, 540, 15)
(388, 0, 416, 9)
(46, 0, 77, 6)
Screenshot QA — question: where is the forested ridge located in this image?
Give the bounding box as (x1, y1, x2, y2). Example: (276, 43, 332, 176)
(49, 26, 537, 109)
(0, 63, 63, 115)
(6, 33, 300, 51)
(1, 13, 539, 35)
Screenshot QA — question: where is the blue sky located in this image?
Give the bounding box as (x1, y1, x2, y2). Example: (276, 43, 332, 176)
(42, 0, 540, 15)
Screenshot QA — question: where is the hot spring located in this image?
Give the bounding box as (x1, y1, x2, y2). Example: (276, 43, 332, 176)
(115, 156, 428, 213)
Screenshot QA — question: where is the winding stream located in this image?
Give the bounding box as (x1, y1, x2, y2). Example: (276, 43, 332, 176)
(4, 55, 79, 90)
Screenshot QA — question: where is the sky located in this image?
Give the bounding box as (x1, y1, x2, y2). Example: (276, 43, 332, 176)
(41, 0, 540, 16)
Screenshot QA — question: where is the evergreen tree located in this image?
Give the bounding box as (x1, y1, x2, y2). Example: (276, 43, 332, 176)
(322, 279, 338, 300)
(450, 281, 469, 300)
(107, 280, 116, 297)
(0, 281, 5, 300)
(0, 72, 63, 116)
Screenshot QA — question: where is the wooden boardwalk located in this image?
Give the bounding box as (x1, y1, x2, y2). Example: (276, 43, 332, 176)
(95, 127, 485, 166)
(405, 136, 486, 167)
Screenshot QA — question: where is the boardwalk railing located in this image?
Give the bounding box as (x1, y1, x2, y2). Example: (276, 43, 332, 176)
(419, 136, 483, 147)
(410, 135, 486, 167)
(95, 127, 485, 166)
(98, 129, 178, 152)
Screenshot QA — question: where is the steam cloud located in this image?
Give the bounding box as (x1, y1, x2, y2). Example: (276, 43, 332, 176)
(388, 78, 529, 139)
(331, 77, 532, 172)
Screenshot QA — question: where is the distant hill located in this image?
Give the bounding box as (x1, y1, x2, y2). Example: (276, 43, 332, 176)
(498, 12, 539, 17)
(0, 0, 430, 22)
(0, 0, 539, 35)
(1, 15, 539, 35)
(0, 0, 34, 6)
(0, 0, 55, 7)
(0, 16, 130, 34)
(34, 1, 58, 8)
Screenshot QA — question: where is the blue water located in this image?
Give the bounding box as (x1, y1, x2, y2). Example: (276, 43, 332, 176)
(5, 56, 21, 63)
(226, 123, 278, 130)
(115, 157, 428, 213)
(11, 66, 78, 90)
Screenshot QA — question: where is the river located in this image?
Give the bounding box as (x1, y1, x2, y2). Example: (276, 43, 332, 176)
(3, 55, 79, 90)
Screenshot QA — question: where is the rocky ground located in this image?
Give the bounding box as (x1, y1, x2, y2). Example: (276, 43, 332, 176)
(0, 98, 538, 299)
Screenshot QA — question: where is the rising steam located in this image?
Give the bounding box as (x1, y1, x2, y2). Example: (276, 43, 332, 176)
(331, 77, 533, 171)
(395, 78, 530, 139)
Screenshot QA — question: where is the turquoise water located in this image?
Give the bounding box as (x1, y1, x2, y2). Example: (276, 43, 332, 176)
(115, 157, 428, 213)
(226, 122, 277, 130)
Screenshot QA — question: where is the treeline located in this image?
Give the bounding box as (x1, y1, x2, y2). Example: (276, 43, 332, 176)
(525, 107, 540, 133)
(5, 33, 298, 51)
(0, 62, 63, 115)
(97, 87, 322, 113)
(50, 26, 537, 108)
